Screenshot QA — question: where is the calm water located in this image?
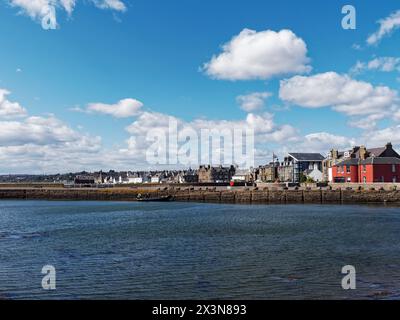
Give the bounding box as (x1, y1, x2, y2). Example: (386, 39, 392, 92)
(0, 200, 400, 300)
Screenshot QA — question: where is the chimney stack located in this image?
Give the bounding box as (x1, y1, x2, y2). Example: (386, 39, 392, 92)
(359, 146, 367, 160)
(331, 149, 338, 159)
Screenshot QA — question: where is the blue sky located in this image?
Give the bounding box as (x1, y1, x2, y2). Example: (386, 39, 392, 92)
(1, 0, 400, 173)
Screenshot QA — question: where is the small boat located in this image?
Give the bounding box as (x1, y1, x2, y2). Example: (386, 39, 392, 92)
(136, 195, 173, 202)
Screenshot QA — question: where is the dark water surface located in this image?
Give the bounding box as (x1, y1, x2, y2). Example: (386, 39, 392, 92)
(0, 200, 400, 300)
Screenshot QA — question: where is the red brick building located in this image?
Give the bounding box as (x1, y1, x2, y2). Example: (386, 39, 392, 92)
(324, 142, 400, 182)
(332, 157, 400, 183)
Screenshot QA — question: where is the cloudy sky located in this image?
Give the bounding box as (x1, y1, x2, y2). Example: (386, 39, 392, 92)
(1, 0, 400, 173)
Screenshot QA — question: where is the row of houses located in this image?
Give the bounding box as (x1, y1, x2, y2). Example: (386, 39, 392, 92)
(327, 143, 400, 183)
(256, 153, 325, 183)
(74, 166, 240, 186)
(73, 142, 400, 186)
(256, 142, 400, 184)
(74, 169, 200, 185)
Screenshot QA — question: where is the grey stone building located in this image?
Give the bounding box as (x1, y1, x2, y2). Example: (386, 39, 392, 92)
(278, 153, 325, 183)
(198, 165, 235, 183)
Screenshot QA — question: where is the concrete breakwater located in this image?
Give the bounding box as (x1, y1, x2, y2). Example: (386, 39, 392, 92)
(1, 187, 400, 204)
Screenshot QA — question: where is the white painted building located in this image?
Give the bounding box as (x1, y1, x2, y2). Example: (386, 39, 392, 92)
(305, 168, 324, 182)
(231, 169, 249, 182)
(328, 167, 333, 182)
(151, 176, 161, 184)
(128, 177, 144, 184)
(231, 174, 246, 182)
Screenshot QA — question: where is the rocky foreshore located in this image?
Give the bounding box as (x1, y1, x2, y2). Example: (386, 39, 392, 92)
(1, 187, 400, 204)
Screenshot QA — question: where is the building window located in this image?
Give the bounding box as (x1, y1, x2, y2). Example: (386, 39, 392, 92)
(346, 165, 351, 174)
(334, 177, 345, 183)
(363, 165, 366, 173)
(392, 164, 396, 173)
(381, 176, 385, 183)
(363, 176, 367, 183)
(393, 177, 397, 183)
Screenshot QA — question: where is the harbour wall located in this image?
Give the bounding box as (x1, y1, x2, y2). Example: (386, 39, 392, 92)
(1, 187, 400, 204)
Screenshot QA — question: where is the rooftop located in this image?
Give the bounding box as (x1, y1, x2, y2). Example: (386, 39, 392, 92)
(334, 157, 400, 166)
(288, 153, 325, 161)
(334, 159, 359, 166)
(362, 157, 400, 165)
(367, 147, 387, 157)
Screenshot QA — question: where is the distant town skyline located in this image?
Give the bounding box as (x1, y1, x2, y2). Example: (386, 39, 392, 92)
(1, 0, 400, 174)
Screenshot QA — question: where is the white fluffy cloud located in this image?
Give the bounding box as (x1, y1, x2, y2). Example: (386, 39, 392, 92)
(8, 0, 126, 26)
(0, 114, 103, 173)
(351, 57, 400, 74)
(0, 88, 105, 173)
(362, 125, 400, 146)
(60, 0, 75, 14)
(203, 29, 311, 80)
(1, 87, 398, 173)
(92, 0, 126, 11)
(0, 116, 86, 146)
(125, 111, 296, 144)
(236, 92, 271, 112)
(0, 87, 301, 172)
(349, 114, 386, 130)
(279, 72, 399, 116)
(122, 110, 298, 167)
(368, 57, 400, 71)
(0, 92, 386, 173)
(394, 109, 400, 121)
(367, 10, 400, 45)
(0, 89, 27, 118)
(9, 0, 60, 19)
(273, 131, 359, 162)
(288, 132, 356, 155)
(86, 98, 143, 118)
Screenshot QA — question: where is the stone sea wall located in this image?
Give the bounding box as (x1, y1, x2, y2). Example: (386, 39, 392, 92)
(1, 187, 400, 204)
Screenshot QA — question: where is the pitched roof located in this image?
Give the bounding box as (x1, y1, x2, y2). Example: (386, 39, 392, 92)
(361, 157, 400, 165)
(367, 147, 386, 157)
(333, 159, 359, 167)
(288, 153, 325, 161)
(334, 157, 400, 166)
